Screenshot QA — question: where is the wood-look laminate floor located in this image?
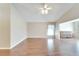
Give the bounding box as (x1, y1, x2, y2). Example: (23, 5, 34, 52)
(0, 49, 10, 56)
(11, 38, 48, 56)
(10, 38, 79, 56)
(0, 38, 79, 56)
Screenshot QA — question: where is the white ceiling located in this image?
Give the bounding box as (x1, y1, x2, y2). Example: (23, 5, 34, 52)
(12, 3, 75, 22)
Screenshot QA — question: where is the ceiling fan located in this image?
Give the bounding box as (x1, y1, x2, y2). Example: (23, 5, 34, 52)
(40, 3, 52, 14)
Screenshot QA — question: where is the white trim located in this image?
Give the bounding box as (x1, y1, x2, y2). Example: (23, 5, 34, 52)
(10, 37, 27, 49)
(0, 48, 10, 49)
(27, 36, 47, 38)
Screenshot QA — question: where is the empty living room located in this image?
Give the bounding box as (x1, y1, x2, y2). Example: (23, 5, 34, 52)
(0, 3, 79, 56)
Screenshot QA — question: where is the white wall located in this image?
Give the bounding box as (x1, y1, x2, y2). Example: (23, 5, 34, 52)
(55, 24, 60, 39)
(0, 4, 10, 49)
(73, 21, 79, 39)
(11, 5, 27, 48)
(27, 22, 48, 38)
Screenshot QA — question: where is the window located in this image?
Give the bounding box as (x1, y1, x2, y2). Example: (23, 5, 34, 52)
(59, 22, 73, 31)
(47, 25, 54, 36)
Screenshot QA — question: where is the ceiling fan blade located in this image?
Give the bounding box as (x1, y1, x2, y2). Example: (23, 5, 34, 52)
(47, 7, 52, 10)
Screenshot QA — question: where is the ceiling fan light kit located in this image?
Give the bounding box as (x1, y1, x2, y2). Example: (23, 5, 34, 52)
(40, 3, 52, 14)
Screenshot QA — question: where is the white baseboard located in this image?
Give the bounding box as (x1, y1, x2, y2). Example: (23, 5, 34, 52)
(27, 36, 47, 38)
(10, 37, 27, 49)
(0, 48, 10, 49)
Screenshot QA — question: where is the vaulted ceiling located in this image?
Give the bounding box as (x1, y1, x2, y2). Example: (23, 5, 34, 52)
(12, 3, 79, 22)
